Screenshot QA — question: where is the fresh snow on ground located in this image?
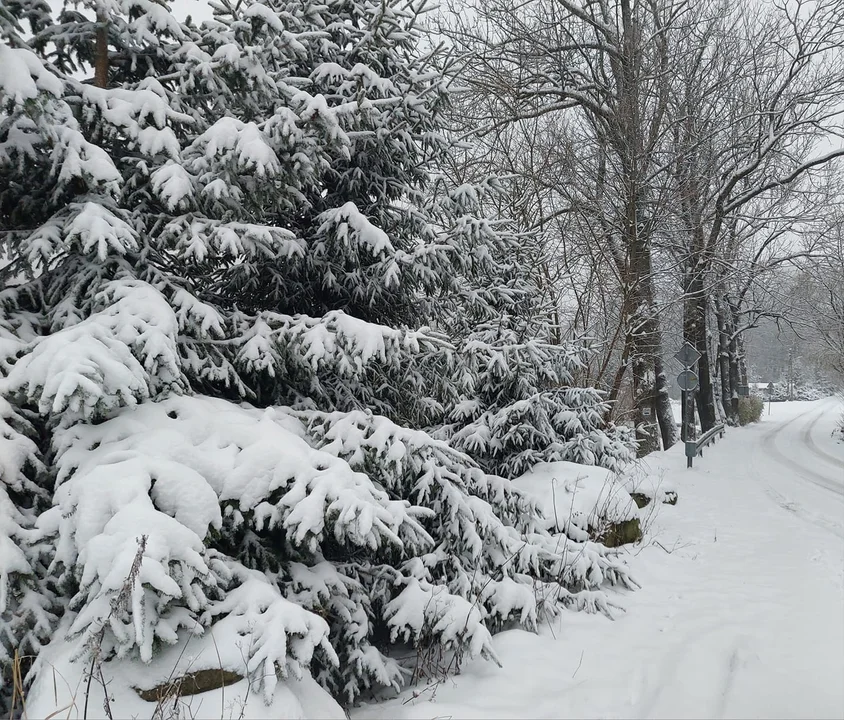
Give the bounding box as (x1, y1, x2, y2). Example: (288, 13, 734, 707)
(25, 640, 346, 720)
(354, 398, 844, 720)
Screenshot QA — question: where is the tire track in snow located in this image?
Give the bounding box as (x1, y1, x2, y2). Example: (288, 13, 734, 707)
(755, 482, 844, 540)
(801, 408, 844, 471)
(761, 405, 844, 497)
(749, 406, 844, 540)
(633, 623, 749, 720)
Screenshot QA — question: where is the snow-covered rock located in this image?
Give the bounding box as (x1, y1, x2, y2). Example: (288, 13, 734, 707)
(618, 465, 679, 507)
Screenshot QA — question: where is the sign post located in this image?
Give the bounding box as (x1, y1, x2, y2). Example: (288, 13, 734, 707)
(674, 342, 701, 468)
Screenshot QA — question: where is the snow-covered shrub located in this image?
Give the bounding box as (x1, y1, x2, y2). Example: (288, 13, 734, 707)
(264, 408, 634, 698)
(430, 182, 635, 476)
(738, 395, 764, 425)
(24, 396, 635, 709)
(443, 335, 635, 477)
(793, 385, 828, 401)
(618, 464, 677, 508)
(768, 382, 826, 402)
(515, 461, 641, 542)
(34, 396, 399, 703)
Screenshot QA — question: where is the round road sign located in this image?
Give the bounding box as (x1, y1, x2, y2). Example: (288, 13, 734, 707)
(677, 370, 699, 391)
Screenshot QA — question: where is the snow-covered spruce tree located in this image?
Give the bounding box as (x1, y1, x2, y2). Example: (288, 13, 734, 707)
(1, 0, 637, 713)
(187, 0, 460, 424)
(428, 179, 635, 477)
(0, 0, 321, 708)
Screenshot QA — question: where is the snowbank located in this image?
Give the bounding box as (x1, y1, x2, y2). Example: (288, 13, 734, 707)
(26, 624, 345, 720)
(515, 461, 639, 537)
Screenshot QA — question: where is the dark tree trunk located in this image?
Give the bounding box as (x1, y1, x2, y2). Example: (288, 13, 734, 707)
(683, 253, 717, 432)
(728, 305, 741, 419)
(94, 12, 109, 88)
(628, 297, 662, 456)
(695, 345, 717, 431)
(626, 214, 662, 456)
(604, 0, 671, 457)
(737, 331, 749, 387)
(604, 342, 630, 424)
(715, 296, 735, 424)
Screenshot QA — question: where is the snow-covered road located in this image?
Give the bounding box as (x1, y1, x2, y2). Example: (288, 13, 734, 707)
(747, 399, 844, 541)
(355, 398, 844, 720)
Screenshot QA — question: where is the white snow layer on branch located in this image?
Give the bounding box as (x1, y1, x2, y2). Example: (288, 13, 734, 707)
(37, 395, 429, 698)
(0, 44, 63, 103)
(234, 309, 446, 380)
(1, 279, 186, 425)
(294, 409, 637, 616)
(384, 578, 499, 664)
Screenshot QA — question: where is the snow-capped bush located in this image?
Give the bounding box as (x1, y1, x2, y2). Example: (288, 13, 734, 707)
(21, 396, 634, 710)
(515, 461, 640, 539)
(738, 395, 764, 425)
(768, 382, 828, 402)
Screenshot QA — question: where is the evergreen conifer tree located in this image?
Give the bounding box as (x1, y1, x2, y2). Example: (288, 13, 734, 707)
(424, 177, 635, 477)
(0, 0, 636, 713)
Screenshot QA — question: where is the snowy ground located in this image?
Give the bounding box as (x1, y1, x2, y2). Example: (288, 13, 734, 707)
(354, 398, 844, 720)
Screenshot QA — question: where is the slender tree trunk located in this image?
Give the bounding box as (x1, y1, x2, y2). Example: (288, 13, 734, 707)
(715, 297, 735, 423)
(680, 292, 722, 435)
(683, 245, 717, 432)
(728, 305, 742, 418)
(629, 329, 660, 455)
(604, 336, 630, 423)
(94, 11, 109, 88)
(695, 341, 717, 430)
(737, 331, 749, 387)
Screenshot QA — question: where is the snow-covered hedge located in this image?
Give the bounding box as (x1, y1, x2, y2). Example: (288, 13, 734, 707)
(738, 395, 764, 425)
(767, 383, 829, 402)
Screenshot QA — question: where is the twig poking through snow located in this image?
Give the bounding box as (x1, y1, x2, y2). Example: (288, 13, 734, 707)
(572, 650, 585, 679)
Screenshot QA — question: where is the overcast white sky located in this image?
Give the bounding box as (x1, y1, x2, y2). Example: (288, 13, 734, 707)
(46, 0, 214, 23)
(170, 0, 214, 23)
